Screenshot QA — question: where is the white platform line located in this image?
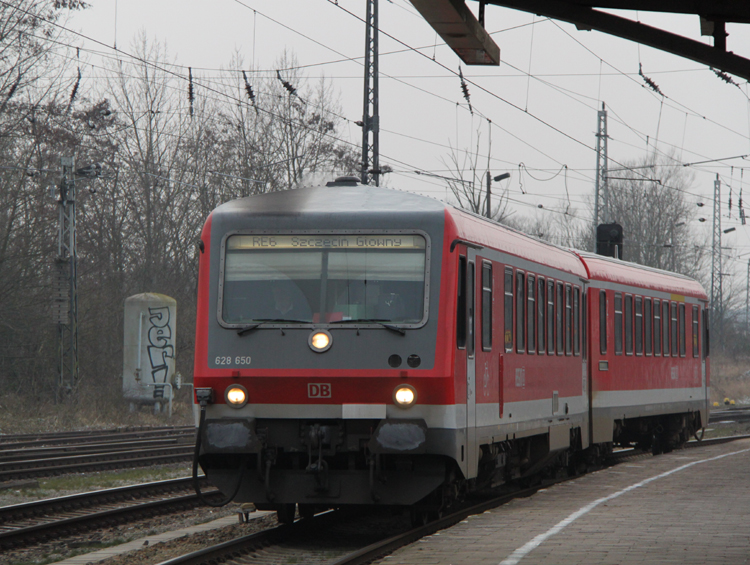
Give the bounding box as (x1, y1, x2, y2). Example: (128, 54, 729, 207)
(498, 446, 750, 565)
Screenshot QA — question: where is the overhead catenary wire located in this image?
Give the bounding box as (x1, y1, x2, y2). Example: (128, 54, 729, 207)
(4, 1, 748, 234)
(8, 0, 729, 210)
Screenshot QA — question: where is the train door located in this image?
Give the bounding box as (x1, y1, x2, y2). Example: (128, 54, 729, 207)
(580, 285, 590, 447)
(702, 305, 709, 419)
(465, 255, 478, 478)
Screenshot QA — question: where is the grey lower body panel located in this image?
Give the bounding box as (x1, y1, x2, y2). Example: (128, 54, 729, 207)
(591, 399, 706, 444)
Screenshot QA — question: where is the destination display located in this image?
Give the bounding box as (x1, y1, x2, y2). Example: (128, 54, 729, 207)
(228, 234, 426, 250)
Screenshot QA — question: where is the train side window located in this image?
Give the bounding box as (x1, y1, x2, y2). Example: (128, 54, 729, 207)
(624, 294, 633, 355)
(527, 274, 536, 353)
(599, 290, 607, 355)
(644, 298, 652, 356)
(692, 305, 699, 358)
(573, 287, 581, 355)
(671, 302, 678, 357)
(679, 303, 686, 357)
(635, 297, 643, 355)
(538, 277, 546, 354)
(482, 262, 493, 351)
(654, 299, 661, 356)
(614, 292, 623, 355)
(547, 280, 555, 354)
(504, 268, 513, 352)
(556, 282, 564, 355)
(702, 307, 710, 359)
(468, 261, 475, 358)
(565, 284, 573, 355)
(457, 256, 467, 349)
(516, 271, 525, 353)
(662, 300, 670, 355)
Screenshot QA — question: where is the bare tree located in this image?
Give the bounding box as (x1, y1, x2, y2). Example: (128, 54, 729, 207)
(504, 204, 588, 250)
(0, 27, 365, 405)
(605, 154, 709, 281)
(264, 51, 358, 190)
(442, 134, 511, 221)
(0, 1, 85, 126)
(503, 154, 708, 281)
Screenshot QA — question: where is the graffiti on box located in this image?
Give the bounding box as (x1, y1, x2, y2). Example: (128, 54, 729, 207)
(147, 306, 174, 388)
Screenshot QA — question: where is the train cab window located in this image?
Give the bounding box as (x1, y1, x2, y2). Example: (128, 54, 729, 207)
(565, 284, 573, 355)
(555, 283, 565, 355)
(614, 292, 623, 355)
(221, 233, 427, 327)
(644, 298, 652, 356)
(692, 305, 699, 358)
(547, 280, 555, 355)
(516, 271, 525, 353)
(662, 300, 670, 355)
(504, 268, 513, 352)
(635, 297, 643, 355)
(457, 256, 467, 349)
(573, 287, 581, 355)
(527, 275, 536, 353)
(671, 302, 678, 357)
(599, 290, 607, 355)
(679, 303, 686, 357)
(538, 277, 546, 354)
(467, 262, 475, 358)
(482, 262, 492, 351)
(624, 295, 633, 355)
(654, 299, 661, 356)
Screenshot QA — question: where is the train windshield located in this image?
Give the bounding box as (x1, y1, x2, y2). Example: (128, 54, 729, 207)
(221, 234, 427, 325)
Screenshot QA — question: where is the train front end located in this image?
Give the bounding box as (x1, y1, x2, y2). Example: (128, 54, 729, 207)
(193, 184, 457, 517)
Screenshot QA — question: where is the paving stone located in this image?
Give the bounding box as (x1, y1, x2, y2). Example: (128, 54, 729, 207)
(374, 439, 750, 565)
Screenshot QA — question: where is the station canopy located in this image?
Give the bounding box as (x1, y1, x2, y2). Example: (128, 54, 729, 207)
(409, 0, 750, 80)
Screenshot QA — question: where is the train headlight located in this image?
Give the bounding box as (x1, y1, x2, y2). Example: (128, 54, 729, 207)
(225, 385, 248, 408)
(309, 330, 332, 353)
(393, 384, 417, 408)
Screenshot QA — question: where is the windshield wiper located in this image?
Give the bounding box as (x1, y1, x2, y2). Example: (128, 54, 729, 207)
(236, 318, 310, 336)
(329, 318, 406, 336)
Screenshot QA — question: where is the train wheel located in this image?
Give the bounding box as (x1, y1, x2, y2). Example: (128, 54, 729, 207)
(410, 509, 430, 528)
(651, 435, 663, 455)
(276, 503, 296, 525)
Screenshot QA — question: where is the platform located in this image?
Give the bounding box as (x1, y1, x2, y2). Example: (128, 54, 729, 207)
(377, 438, 750, 565)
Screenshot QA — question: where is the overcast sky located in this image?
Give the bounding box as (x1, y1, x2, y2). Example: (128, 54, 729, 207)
(68, 0, 750, 279)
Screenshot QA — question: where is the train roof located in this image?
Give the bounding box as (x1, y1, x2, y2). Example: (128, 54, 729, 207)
(446, 206, 588, 277)
(574, 250, 707, 299)
(213, 184, 447, 217)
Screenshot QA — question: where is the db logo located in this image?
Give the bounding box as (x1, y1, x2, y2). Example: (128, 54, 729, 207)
(308, 383, 331, 398)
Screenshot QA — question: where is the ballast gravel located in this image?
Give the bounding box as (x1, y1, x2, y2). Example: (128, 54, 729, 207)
(3, 503, 280, 565)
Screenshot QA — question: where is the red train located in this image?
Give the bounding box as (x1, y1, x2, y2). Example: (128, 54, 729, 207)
(192, 178, 709, 522)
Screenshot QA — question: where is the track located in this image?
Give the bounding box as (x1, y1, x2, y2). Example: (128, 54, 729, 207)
(0, 476, 219, 550)
(708, 406, 750, 424)
(151, 434, 750, 565)
(0, 426, 196, 481)
(0, 425, 193, 448)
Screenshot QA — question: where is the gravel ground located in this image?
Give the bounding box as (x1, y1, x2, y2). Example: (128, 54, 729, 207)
(1, 464, 279, 565)
(89, 514, 278, 565)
